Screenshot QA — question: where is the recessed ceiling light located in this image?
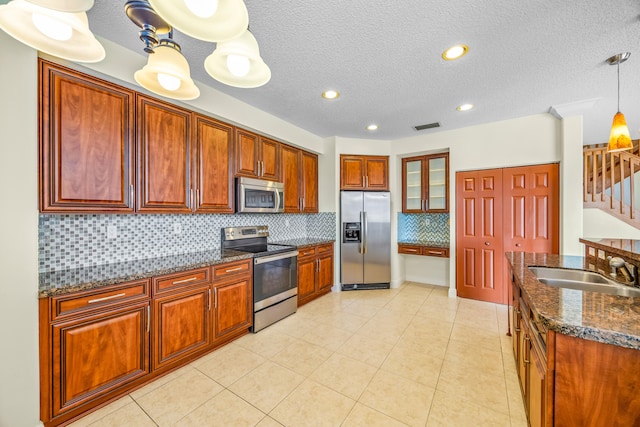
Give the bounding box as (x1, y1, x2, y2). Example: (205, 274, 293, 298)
(366, 124, 378, 131)
(322, 90, 340, 99)
(457, 103, 474, 111)
(442, 44, 469, 61)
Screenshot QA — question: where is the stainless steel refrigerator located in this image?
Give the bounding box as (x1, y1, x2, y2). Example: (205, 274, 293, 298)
(340, 191, 391, 290)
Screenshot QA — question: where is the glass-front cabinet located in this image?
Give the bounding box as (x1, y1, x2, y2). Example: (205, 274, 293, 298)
(402, 153, 449, 213)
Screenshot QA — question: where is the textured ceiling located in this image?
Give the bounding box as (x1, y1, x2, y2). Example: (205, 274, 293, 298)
(83, 0, 640, 145)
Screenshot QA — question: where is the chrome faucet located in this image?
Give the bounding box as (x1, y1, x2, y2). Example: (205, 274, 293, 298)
(608, 256, 636, 284)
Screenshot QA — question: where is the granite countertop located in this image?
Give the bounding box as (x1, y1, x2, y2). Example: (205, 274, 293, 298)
(39, 249, 253, 298)
(397, 240, 449, 248)
(506, 252, 640, 350)
(270, 238, 335, 249)
(580, 237, 640, 263)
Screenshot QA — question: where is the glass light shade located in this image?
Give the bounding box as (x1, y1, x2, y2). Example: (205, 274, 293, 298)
(183, 0, 218, 18)
(608, 112, 633, 152)
(134, 41, 200, 100)
(28, 0, 94, 13)
(0, 0, 104, 62)
(204, 30, 271, 88)
(148, 0, 248, 42)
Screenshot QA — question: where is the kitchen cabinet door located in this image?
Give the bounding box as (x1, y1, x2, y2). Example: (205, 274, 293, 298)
(340, 155, 366, 189)
(152, 285, 210, 370)
(213, 278, 252, 341)
(301, 151, 319, 212)
(340, 155, 389, 190)
(281, 144, 302, 212)
(51, 302, 149, 416)
(297, 256, 317, 303)
(364, 156, 389, 190)
(193, 114, 234, 213)
(235, 129, 280, 181)
(39, 60, 135, 212)
(401, 153, 448, 212)
(317, 253, 334, 292)
(136, 95, 192, 212)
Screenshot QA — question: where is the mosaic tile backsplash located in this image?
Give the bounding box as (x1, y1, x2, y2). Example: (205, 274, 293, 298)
(397, 213, 450, 243)
(39, 212, 336, 272)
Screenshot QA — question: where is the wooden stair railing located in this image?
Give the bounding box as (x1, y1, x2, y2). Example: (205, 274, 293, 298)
(584, 143, 640, 226)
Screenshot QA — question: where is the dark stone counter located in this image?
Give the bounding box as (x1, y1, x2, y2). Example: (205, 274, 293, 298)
(270, 238, 335, 249)
(39, 249, 253, 298)
(506, 252, 640, 350)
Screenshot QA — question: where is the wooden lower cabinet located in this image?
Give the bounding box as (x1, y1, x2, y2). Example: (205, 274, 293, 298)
(511, 271, 640, 427)
(297, 243, 334, 306)
(152, 285, 210, 370)
(397, 243, 449, 257)
(213, 276, 252, 340)
(40, 261, 253, 427)
(50, 302, 149, 417)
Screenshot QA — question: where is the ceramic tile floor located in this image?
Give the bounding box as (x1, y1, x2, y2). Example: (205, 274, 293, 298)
(69, 282, 527, 427)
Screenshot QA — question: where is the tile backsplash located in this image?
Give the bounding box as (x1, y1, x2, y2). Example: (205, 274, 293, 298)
(397, 213, 449, 243)
(39, 212, 336, 272)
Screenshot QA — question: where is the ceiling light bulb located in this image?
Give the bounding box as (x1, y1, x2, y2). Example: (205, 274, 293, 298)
(183, 0, 218, 18)
(457, 103, 474, 111)
(322, 90, 339, 99)
(367, 124, 378, 131)
(226, 54, 250, 77)
(442, 44, 469, 60)
(31, 12, 72, 41)
(157, 73, 181, 91)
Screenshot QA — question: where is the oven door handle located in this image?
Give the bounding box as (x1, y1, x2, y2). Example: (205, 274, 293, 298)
(254, 251, 299, 265)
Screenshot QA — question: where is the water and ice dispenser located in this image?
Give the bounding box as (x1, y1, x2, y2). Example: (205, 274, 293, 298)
(342, 222, 361, 243)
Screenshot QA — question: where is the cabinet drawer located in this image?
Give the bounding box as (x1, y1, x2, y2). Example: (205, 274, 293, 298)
(154, 268, 210, 295)
(51, 279, 150, 321)
(398, 244, 422, 255)
(317, 243, 334, 254)
(213, 259, 251, 280)
(298, 247, 317, 258)
(424, 248, 449, 258)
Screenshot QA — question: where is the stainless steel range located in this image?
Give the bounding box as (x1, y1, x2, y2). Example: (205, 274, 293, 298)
(221, 226, 298, 332)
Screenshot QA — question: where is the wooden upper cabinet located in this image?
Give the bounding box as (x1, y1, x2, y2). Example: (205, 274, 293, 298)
(402, 153, 449, 213)
(340, 155, 389, 190)
(193, 114, 234, 213)
(39, 60, 135, 212)
(301, 151, 318, 212)
(281, 144, 301, 212)
(281, 145, 319, 213)
(235, 129, 280, 181)
(136, 95, 192, 213)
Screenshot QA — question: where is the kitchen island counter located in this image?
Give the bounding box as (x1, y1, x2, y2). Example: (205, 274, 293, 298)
(506, 251, 640, 350)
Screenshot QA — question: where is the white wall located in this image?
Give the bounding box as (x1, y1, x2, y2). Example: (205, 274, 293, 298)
(0, 33, 40, 427)
(392, 114, 563, 296)
(583, 208, 640, 238)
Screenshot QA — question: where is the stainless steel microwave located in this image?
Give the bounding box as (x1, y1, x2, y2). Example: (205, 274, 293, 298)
(236, 177, 285, 213)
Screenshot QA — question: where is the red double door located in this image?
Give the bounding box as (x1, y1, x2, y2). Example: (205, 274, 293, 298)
(456, 164, 559, 304)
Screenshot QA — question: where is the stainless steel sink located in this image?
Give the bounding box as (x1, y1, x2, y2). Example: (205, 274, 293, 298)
(528, 266, 640, 297)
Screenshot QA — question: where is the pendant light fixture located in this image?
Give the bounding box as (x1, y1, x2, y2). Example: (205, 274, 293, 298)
(204, 29, 271, 88)
(607, 52, 633, 152)
(148, 0, 248, 42)
(0, 0, 105, 62)
(126, 0, 200, 100)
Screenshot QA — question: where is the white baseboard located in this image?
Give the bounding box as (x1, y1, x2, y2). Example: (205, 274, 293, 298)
(448, 287, 457, 298)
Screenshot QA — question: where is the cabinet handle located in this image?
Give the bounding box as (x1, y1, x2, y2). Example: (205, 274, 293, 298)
(88, 293, 126, 304)
(427, 250, 441, 255)
(196, 189, 200, 207)
(214, 287, 218, 308)
(172, 277, 198, 285)
(189, 188, 193, 208)
(316, 258, 320, 272)
(302, 197, 305, 211)
(130, 184, 134, 208)
(365, 176, 369, 187)
(146, 305, 150, 333)
(362, 176, 365, 187)
(514, 326, 520, 332)
(225, 266, 244, 273)
(208, 289, 211, 311)
(299, 197, 302, 212)
(523, 336, 530, 363)
(262, 161, 265, 176)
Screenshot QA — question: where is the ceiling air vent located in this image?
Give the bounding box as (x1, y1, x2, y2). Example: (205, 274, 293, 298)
(413, 122, 440, 131)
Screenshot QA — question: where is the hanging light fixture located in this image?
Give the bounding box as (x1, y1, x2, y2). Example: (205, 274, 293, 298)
(126, 0, 200, 100)
(148, 0, 248, 42)
(204, 29, 271, 88)
(607, 52, 633, 152)
(0, 0, 104, 62)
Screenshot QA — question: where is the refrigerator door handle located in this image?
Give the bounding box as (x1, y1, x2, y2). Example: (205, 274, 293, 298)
(362, 211, 367, 254)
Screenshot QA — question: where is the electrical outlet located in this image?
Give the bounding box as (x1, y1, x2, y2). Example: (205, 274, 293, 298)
(107, 225, 117, 239)
(285, 219, 290, 227)
(173, 223, 182, 234)
(424, 218, 430, 226)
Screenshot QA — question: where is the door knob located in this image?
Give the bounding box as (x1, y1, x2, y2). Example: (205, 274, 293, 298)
(515, 243, 522, 247)
(484, 242, 490, 246)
